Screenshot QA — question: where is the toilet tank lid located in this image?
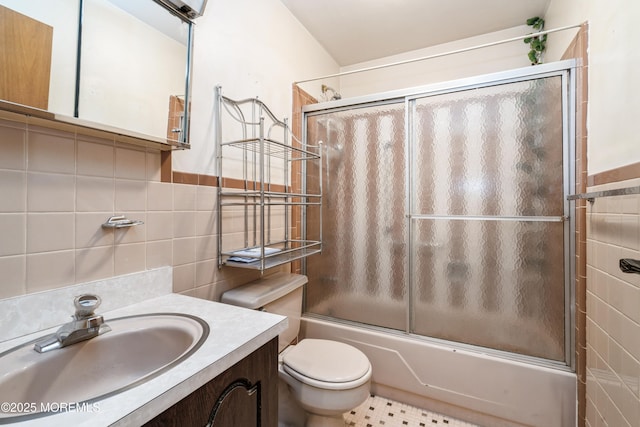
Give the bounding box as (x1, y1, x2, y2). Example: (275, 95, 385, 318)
(220, 272, 308, 309)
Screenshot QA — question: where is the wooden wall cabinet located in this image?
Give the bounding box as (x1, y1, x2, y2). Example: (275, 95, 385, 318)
(0, 5, 52, 110)
(144, 337, 278, 427)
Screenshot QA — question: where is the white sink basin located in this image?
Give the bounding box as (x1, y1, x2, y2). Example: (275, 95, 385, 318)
(0, 313, 209, 421)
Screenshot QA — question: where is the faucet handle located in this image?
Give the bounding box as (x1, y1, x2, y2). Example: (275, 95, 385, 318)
(73, 294, 102, 319)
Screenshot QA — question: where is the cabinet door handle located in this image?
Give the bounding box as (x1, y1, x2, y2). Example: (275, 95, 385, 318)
(206, 379, 261, 427)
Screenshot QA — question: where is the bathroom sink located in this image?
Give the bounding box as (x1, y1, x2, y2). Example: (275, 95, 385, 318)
(0, 313, 209, 421)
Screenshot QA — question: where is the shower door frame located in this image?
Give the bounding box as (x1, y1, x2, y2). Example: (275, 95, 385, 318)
(302, 59, 577, 370)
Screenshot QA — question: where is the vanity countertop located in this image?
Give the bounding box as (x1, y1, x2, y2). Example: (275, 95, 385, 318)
(0, 293, 287, 426)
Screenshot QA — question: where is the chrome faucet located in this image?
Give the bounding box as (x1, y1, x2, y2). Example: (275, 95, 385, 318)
(34, 294, 111, 353)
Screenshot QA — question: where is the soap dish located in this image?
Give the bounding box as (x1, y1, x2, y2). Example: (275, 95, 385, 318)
(102, 215, 144, 229)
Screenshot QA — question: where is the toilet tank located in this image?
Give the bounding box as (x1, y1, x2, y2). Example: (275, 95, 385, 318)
(221, 272, 308, 353)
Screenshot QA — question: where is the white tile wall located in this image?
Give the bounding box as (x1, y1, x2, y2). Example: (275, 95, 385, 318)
(0, 116, 267, 303)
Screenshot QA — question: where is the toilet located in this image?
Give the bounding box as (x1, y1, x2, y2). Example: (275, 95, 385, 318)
(221, 272, 372, 427)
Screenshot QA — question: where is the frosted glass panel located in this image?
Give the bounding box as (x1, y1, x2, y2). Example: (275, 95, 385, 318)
(411, 76, 566, 361)
(303, 72, 569, 363)
(305, 102, 407, 330)
(411, 218, 565, 360)
(413, 77, 564, 217)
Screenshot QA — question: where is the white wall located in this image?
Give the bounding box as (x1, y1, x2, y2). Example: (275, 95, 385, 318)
(545, 0, 640, 175)
(179, 0, 640, 177)
(334, 25, 533, 99)
(172, 0, 340, 175)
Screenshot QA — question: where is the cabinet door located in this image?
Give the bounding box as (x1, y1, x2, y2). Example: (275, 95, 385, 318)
(0, 5, 52, 110)
(207, 378, 261, 426)
(144, 337, 278, 427)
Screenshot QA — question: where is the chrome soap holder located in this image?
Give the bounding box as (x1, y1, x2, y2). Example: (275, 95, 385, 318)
(102, 215, 144, 229)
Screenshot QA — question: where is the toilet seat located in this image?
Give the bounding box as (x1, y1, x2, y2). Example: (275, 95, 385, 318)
(282, 339, 372, 390)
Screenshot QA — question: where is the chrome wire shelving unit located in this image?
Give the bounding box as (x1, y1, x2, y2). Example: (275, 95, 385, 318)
(215, 86, 322, 271)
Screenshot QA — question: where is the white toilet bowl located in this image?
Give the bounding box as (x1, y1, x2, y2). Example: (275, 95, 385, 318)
(278, 339, 372, 427)
(220, 274, 373, 426)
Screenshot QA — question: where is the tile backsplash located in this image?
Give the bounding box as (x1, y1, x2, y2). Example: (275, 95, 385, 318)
(0, 116, 264, 302)
(585, 178, 640, 427)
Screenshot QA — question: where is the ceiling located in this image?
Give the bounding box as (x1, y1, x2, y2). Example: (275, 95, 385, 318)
(280, 0, 551, 66)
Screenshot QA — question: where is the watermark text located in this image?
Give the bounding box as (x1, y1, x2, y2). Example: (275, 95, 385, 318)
(1, 401, 101, 414)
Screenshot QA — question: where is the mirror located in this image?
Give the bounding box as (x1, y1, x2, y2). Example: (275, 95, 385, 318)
(0, 0, 192, 146)
(80, 0, 192, 144)
(0, 0, 79, 116)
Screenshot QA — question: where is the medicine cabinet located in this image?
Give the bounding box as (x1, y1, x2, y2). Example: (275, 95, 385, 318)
(0, 0, 193, 148)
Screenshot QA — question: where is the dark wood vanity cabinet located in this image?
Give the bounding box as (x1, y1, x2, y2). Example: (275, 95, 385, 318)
(144, 337, 278, 427)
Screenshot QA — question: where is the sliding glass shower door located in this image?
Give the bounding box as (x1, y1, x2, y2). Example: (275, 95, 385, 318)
(305, 102, 408, 331)
(304, 65, 573, 364)
(410, 76, 567, 361)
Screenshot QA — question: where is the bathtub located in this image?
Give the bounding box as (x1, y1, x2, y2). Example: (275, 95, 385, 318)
(301, 316, 576, 427)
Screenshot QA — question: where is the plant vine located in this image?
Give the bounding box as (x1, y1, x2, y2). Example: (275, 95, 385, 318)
(524, 17, 546, 65)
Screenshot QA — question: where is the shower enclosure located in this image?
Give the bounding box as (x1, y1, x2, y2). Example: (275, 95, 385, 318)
(303, 61, 575, 367)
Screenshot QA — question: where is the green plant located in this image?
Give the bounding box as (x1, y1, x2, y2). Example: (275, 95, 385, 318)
(524, 17, 546, 65)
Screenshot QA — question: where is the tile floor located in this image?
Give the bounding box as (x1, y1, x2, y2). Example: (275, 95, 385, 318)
(344, 395, 479, 427)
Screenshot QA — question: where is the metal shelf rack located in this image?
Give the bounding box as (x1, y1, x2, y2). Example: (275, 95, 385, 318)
(215, 86, 322, 271)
